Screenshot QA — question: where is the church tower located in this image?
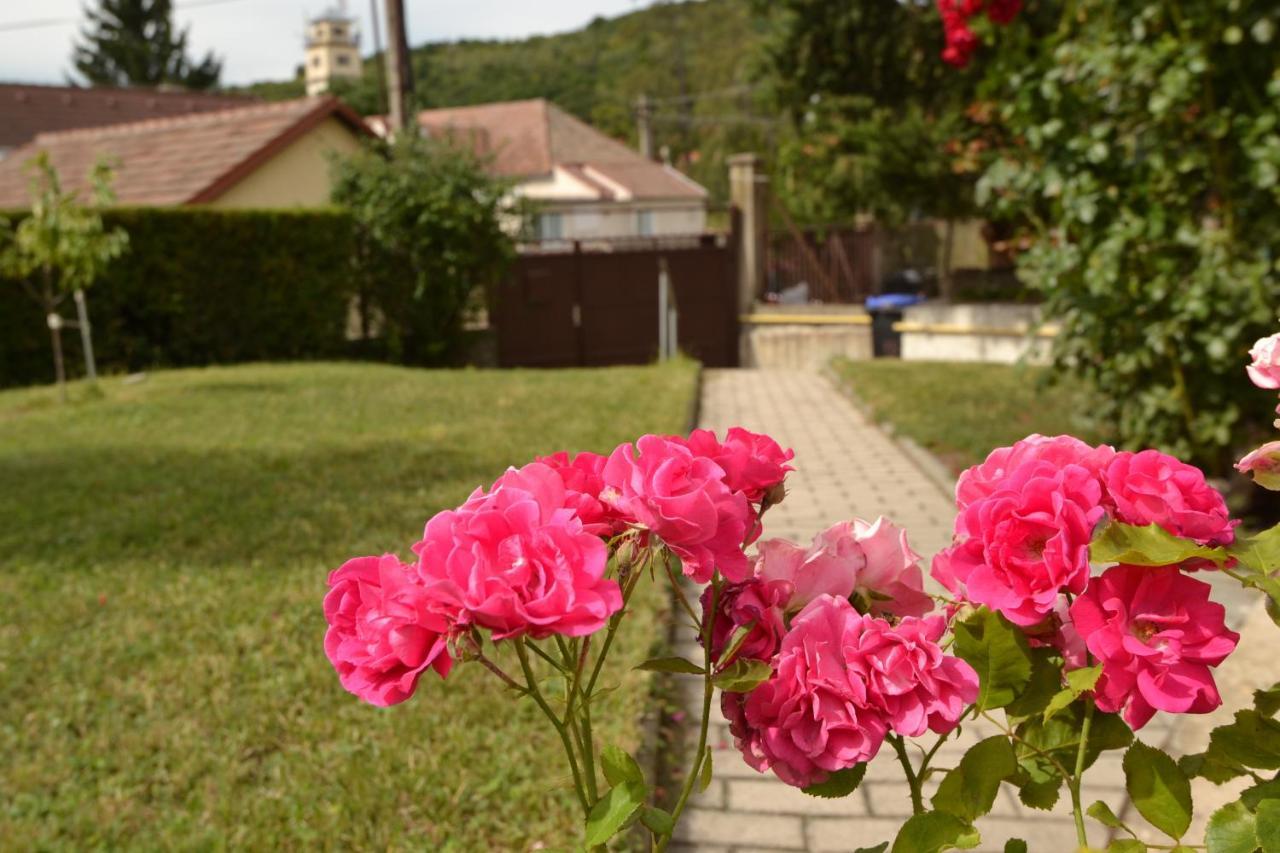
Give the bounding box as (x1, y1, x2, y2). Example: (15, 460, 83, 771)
(304, 5, 362, 96)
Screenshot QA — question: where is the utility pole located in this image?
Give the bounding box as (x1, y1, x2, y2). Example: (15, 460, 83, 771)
(635, 94, 654, 160)
(369, 0, 388, 118)
(382, 0, 413, 133)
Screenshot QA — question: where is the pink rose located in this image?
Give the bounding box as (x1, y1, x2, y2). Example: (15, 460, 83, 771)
(413, 461, 622, 639)
(956, 434, 1114, 511)
(1068, 565, 1239, 730)
(933, 459, 1105, 626)
(323, 554, 454, 706)
(848, 517, 934, 619)
(1104, 450, 1236, 546)
(985, 0, 1022, 24)
(1236, 441, 1280, 491)
(755, 527, 865, 612)
(681, 427, 795, 503)
(734, 596, 891, 787)
(701, 577, 790, 665)
(535, 450, 625, 536)
(601, 435, 752, 583)
(1247, 333, 1280, 389)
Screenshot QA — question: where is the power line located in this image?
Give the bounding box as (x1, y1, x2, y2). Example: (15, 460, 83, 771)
(0, 0, 254, 34)
(642, 84, 762, 106)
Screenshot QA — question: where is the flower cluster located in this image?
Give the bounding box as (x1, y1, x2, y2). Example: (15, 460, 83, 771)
(713, 517, 978, 786)
(934, 433, 1240, 728)
(323, 428, 792, 706)
(936, 0, 1022, 67)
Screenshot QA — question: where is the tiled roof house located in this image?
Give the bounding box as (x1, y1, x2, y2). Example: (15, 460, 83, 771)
(0, 96, 371, 209)
(376, 98, 708, 240)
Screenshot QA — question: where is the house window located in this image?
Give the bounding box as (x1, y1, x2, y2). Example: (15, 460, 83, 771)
(637, 209, 654, 236)
(311, 56, 321, 68)
(336, 54, 350, 66)
(538, 213, 564, 241)
(332, 25, 345, 38)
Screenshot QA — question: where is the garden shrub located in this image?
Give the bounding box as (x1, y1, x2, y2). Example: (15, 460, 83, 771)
(0, 207, 356, 387)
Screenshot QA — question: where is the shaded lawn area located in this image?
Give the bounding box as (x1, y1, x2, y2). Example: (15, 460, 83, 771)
(832, 359, 1112, 474)
(0, 360, 698, 850)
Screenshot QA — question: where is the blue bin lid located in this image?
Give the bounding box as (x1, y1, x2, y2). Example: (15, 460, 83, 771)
(865, 293, 925, 311)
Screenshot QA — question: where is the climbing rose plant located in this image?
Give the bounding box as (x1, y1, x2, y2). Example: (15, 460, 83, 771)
(324, 348, 1280, 851)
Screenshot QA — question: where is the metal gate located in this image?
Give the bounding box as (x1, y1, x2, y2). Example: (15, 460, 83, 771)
(494, 234, 739, 368)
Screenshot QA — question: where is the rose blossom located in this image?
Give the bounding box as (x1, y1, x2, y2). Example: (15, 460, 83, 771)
(1104, 450, 1236, 546)
(601, 435, 752, 583)
(1247, 333, 1280, 389)
(932, 459, 1105, 626)
(847, 517, 934, 618)
(956, 434, 1115, 511)
(1236, 440, 1280, 491)
(727, 596, 976, 788)
(414, 461, 622, 639)
(701, 577, 790, 664)
(680, 427, 795, 503)
(324, 554, 454, 706)
(536, 450, 624, 536)
(1069, 564, 1239, 730)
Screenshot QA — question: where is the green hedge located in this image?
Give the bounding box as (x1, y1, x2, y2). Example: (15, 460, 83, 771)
(0, 207, 357, 388)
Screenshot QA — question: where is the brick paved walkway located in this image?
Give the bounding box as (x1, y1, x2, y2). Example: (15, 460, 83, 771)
(667, 368, 1160, 853)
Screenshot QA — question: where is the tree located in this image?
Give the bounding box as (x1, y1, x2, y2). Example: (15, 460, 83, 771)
(0, 155, 129, 400)
(330, 136, 519, 365)
(73, 0, 222, 90)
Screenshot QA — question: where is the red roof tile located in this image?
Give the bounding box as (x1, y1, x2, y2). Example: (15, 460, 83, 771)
(0, 82, 253, 151)
(413, 98, 707, 201)
(0, 96, 370, 208)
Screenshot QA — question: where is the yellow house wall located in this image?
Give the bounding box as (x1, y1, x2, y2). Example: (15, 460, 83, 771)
(207, 116, 363, 209)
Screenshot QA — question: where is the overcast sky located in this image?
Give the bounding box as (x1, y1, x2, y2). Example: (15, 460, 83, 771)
(0, 0, 651, 86)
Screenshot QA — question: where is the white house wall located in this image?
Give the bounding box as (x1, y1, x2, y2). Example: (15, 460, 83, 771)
(536, 201, 706, 239)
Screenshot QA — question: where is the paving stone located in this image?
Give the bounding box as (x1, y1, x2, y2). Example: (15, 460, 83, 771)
(671, 808, 805, 849)
(806, 817, 903, 852)
(727, 779, 867, 817)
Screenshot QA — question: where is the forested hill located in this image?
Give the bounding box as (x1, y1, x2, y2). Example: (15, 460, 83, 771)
(243, 0, 778, 198)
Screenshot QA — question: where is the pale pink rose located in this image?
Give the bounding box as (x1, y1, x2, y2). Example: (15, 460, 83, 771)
(932, 459, 1105, 626)
(956, 434, 1115, 512)
(701, 577, 790, 664)
(858, 613, 979, 737)
(1105, 450, 1236, 546)
(734, 596, 891, 787)
(849, 517, 934, 618)
(413, 461, 622, 639)
(1247, 333, 1280, 389)
(323, 554, 453, 706)
(755, 527, 865, 611)
(680, 427, 795, 503)
(535, 450, 625, 536)
(1235, 441, 1280, 491)
(601, 435, 752, 583)
(1068, 565, 1239, 730)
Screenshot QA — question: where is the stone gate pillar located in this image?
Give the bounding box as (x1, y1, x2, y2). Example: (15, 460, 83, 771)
(728, 153, 768, 316)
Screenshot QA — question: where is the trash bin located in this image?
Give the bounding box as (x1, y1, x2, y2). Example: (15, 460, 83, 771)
(865, 292, 926, 358)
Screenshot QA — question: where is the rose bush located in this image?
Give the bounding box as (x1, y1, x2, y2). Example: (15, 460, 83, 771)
(322, 347, 1280, 851)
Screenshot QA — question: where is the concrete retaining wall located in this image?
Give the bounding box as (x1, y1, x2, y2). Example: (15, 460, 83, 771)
(897, 302, 1054, 365)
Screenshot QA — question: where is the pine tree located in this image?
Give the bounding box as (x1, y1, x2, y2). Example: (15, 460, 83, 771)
(72, 0, 222, 90)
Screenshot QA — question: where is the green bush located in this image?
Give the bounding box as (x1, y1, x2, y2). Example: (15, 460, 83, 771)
(0, 207, 356, 387)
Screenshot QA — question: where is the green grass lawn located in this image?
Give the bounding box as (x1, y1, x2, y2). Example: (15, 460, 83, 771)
(833, 359, 1112, 474)
(0, 360, 698, 850)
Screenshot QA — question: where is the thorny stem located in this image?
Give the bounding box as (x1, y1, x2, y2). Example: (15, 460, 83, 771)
(889, 734, 925, 815)
(980, 711, 1075, 780)
(659, 574, 719, 852)
(474, 649, 525, 693)
(556, 636, 596, 802)
(585, 546, 649, 698)
(1069, 697, 1096, 849)
(514, 638, 590, 816)
(663, 552, 702, 628)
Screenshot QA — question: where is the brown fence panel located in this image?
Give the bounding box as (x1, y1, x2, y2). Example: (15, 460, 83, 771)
(578, 250, 662, 366)
(767, 225, 876, 304)
(494, 252, 580, 367)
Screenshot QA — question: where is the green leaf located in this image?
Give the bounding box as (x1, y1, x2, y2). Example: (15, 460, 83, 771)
(1067, 665, 1102, 694)
(1211, 711, 1280, 770)
(1003, 841, 1028, 853)
(1043, 688, 1077, 721)
(1108, 841, 1148, 852)
(1229, 526, 1280, 575)
(803, 763, 867, 799)
(931, 737, 1018, 822)
(1124, 740, 1193, 840)
(1205, 800, 1259, 853)
(601, 745, 645, 788)
(584, 780, 646, 847)
(639, 806, 674, 837)
(1255, 684, 1280, 718)
(1258, 799, 1280, 853)
(635, 656, 704, 675)
(1242, 778, 1280, 810)
(1091, 521, 1227, 568)
(1005, 647, 1063, 718)
(1015, 775, 1062, 810)
(891, 812, 980, 853)
(711, 658, 774, 692)
(952, 608, 1034, 711)
(1180, 750, 1250, 784)
(698, 750, 713, 792)
(1087, 800, 1128, 831)
(854, 845, 889, 853)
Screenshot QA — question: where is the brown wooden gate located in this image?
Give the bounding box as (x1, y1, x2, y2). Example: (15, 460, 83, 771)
(495, 235, 739, 368)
